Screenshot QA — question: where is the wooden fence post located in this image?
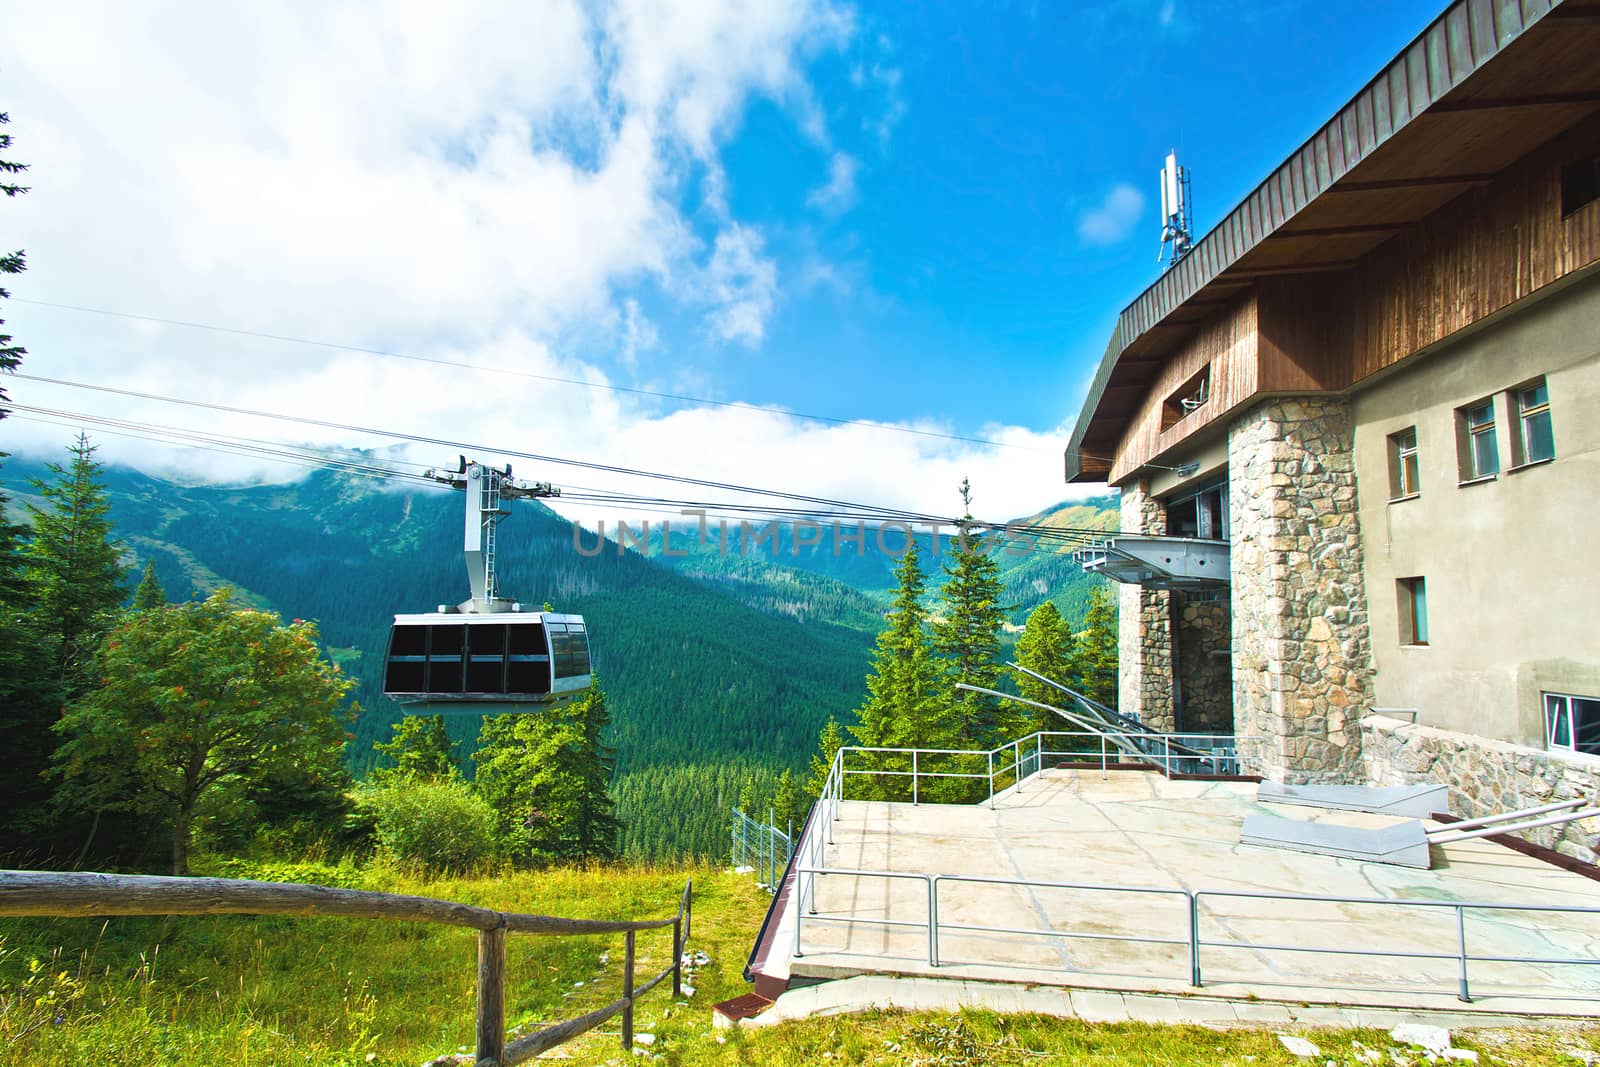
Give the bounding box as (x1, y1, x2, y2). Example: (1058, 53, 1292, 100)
(476, 924, 507, 1066)
(621, 929, 636, 1050)
(672, 913, 683, 999)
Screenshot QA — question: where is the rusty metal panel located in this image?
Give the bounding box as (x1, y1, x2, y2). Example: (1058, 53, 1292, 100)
(1446, 7, 1474, 85)
(1467, 0, 1496, 61)
(1496, 0, 1524, 45)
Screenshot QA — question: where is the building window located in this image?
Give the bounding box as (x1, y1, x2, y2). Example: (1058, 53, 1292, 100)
(1387, 427, 1420, 500)
(1165, 477, 1228, 540)
(1561, 156, 1599, 218)
(1455, 398, 1499, 482)
(1545, 693, 1600, 756)
(1397, 577, 1428, 646)
(1509, 378, 1555, 467)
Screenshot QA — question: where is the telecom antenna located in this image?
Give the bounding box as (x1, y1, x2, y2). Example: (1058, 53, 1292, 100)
(1158, 150, 1194, 268)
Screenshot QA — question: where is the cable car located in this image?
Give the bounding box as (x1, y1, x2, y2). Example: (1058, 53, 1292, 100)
(381, 458, 592, 712)
(383, 611, 590, 713)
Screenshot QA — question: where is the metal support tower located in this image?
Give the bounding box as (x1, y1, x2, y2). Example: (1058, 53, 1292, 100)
(426, 457, 558, 614)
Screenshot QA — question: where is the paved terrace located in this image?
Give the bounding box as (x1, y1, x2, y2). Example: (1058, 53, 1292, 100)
(761, 769, 1600, 1015)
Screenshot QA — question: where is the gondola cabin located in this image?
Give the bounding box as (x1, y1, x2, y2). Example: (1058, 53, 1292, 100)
(382, 611, 592, 713)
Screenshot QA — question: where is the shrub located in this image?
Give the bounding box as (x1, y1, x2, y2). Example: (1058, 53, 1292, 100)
(355, 778, 498, 872)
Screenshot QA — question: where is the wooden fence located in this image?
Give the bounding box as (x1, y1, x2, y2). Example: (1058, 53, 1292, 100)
(0, 869, 692, 1066)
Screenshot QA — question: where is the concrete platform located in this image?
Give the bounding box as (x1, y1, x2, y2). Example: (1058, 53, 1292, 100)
(776, 769, 1600, 1014)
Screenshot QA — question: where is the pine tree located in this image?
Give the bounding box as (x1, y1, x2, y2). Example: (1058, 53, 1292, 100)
(132, 559, 166, 611)
(1, 110, 30, 414)
(372, 714, 459, 783)
(26, 434, 128, 695)
(1012, 600, 1076, 734)
(1071, 583, 1119, 709)
(933, 480, 1007, 746)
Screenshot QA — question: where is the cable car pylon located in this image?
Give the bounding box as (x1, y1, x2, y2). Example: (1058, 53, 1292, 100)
(381, 457, 593, 713)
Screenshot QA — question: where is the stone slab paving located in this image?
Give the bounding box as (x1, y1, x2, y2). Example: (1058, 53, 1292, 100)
(786, 769, 1600, 1013)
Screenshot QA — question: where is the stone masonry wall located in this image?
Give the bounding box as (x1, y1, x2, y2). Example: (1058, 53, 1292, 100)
(1362, 715, 1600, 864)
(1229, 398, 1375, 782)
(1175, 593, 1232, 734)
(1117, 479, 1174, 731)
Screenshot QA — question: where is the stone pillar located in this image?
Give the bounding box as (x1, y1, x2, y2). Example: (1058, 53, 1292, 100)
(1174, 592, 1233, 734)
(1117, 479, 1174, 731)
(1229, 398, 1375, 783)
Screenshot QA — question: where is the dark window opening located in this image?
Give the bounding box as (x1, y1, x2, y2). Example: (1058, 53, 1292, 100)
(1561, 156, 1599, 218)
(1164, 477, 1228, 540)
(1161, 366, 1211, 431)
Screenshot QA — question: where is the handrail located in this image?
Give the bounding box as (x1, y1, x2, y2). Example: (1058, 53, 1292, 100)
(0, 869, 692, 1066)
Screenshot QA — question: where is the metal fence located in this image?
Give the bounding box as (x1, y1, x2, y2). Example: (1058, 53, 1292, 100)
(731, 807, 791, 893)
(788, 736, 1600, 1004)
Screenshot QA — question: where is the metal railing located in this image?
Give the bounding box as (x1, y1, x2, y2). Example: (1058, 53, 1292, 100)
(0, 870, 692, 1065)
(833, 730, 1249, 810)
(731, 807, 792, 893)
(787, 737, 1600, 1003)
(791, 864, 1600, 1002)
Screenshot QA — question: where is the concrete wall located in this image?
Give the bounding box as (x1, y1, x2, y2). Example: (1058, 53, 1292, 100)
(1351, 271, 1600, 748)
(1361, 714, 1600, 864)
(1230, 398, 1375, 783)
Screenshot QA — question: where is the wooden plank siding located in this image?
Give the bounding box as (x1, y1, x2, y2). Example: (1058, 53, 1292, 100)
(1108, 296, 1258, 483)
(1105, 112, 1600, 485)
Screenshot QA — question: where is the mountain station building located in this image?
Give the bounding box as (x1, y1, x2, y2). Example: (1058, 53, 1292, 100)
(1063, 0, 1600, 860)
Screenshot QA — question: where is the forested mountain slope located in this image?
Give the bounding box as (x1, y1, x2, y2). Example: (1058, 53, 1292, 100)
(1, 454, 1118, 858)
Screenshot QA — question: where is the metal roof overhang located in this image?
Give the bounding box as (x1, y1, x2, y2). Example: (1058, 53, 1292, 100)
(1076, 535, 1230, 589)
(1065, 0, 1600, 483)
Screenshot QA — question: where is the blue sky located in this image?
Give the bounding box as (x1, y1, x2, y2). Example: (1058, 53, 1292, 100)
(5, 0, 1445, 522)
(641, 0, 1443, 435)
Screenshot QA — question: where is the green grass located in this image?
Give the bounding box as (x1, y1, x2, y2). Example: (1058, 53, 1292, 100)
(3, 859, 1597, 1066)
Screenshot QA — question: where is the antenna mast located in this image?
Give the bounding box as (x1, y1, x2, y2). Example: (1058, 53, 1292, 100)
(1158, 150, 1194, 268)
(427, 457, 558, 614)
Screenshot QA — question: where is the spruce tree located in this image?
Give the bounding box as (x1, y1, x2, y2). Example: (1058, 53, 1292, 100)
(473, 684, 619, 865)
(1071, 583, 1119, 709)
(804, 716, 845, 800)
(132, 559, 166, 610)
(933, 480, 1007, 746)
(1, 110, 30, 413)
(372, 714, 459, 783)
(771, 769, 798, 831)
(850, 542, 954, 799)
(26, 434, 128, 695)
(0, 458, 60, 855)
(1012, 600, 1076, 734)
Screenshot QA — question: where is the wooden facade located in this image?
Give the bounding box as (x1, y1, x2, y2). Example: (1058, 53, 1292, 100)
(1106, 112, 1600, 484)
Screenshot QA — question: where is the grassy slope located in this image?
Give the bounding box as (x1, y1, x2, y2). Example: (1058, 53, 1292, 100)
(2, 861, 1594, 1066)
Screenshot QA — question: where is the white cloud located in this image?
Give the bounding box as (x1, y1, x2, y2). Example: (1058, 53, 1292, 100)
(807, 152, 860, 215)
(1077, 183, 1146, 247)
(701, 225, 779, 345)
(0, 0, 1094, 539)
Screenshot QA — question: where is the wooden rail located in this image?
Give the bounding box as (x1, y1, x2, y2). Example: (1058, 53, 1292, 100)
(0, 870, 693, 1067)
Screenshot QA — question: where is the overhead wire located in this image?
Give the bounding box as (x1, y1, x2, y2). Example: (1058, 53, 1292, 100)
(5, 378, 1115, 551)
(14, 297, 1044, 452)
